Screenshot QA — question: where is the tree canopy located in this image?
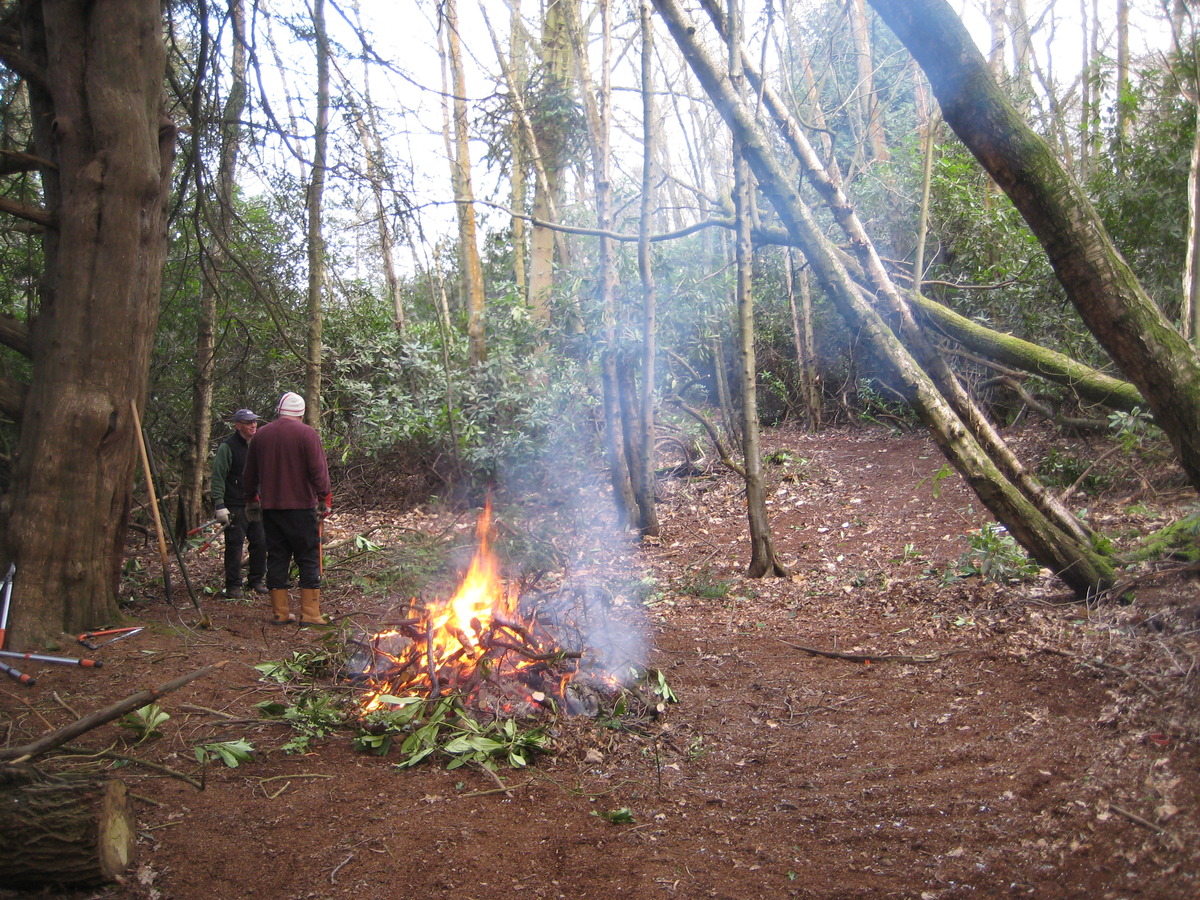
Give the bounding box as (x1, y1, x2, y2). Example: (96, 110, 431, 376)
(0, 0, 1197, 642)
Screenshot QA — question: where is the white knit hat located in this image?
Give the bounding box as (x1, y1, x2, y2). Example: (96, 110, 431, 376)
(277, 391, 305, 417)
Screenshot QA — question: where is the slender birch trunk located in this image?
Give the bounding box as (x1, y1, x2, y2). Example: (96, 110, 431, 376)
(634, 1, 660, 536)
(183, 0, 246, 530)
(569, 0, 636, 524)
(441, 0, 487, 366)
(303, 0, 329, 426)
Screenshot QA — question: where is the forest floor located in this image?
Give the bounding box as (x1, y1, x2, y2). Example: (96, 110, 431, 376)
(2, 423, 1199, 900)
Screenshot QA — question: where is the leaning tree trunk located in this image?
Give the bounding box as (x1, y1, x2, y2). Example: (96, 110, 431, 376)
(701, 0, 1093, 548)
(3, 0, 175, 648)
(908, 293, 1144, 413)
(868, 0, 1200, 495)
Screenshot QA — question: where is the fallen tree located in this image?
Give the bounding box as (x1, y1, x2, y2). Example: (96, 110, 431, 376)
(910, 292, 1144, 414)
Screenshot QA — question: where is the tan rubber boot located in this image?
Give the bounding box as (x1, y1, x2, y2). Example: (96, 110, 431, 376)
(299, 588, 330, 626)
(270, 589, 296, 625)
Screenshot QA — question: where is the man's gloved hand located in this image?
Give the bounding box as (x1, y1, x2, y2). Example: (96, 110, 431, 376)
(215, 507, 231, 526)
(319, 492, 333, 519)
(246, 499, 262, 523)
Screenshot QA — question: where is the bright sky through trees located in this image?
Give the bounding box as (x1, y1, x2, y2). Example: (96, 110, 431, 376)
(245, 0, 1177, 273)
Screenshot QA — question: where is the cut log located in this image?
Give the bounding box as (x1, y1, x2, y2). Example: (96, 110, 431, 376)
(0, 769, 136, 886)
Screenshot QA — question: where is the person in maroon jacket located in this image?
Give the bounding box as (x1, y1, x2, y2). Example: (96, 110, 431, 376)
(242, 391, 333, 625)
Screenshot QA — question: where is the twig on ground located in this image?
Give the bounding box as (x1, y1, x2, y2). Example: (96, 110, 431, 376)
(329, 853, 354, 884)
(51, 692, 81, 721)
(180, 703, 238, 719)
(472, 762, 515, 798)
(1110, 803, 1184, 849)
(56, 744, 203, 789)
(776, 638, 948, 664)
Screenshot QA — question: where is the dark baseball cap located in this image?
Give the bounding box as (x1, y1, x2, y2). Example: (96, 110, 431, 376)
(233, 408, 260, 423)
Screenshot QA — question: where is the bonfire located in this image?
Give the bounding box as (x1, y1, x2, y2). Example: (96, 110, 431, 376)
(349, 503, 645, 719)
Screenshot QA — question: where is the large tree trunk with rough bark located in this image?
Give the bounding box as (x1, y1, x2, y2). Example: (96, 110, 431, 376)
(1, 0, 175, 648)
(868, 0, 1200, 494)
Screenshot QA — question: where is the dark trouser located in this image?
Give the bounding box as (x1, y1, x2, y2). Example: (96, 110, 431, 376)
(224, 505, 267, 590)
(263, 508, 322, 590)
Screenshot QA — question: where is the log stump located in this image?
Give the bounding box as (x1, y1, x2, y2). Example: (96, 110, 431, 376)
(0, 767, 137, 887)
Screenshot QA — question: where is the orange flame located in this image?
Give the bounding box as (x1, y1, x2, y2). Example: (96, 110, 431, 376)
(423, 501, 515, 663)
(359, 501, 562, 714)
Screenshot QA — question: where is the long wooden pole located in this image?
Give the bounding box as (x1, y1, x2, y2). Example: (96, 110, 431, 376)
(130, 401, 172, 603)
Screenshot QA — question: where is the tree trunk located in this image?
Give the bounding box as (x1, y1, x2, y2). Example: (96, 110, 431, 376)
(303, 0, 329, 426)
(0, 772, 135, 887)
(987, 0, 1006, 76)
(342, 14, 405, 335)
(703, 0, 1097, 547)
(573, 0, 636, 526)
(727, 0, 786, 578)
(909, 293, 1144, 413)
(634, 1, 660, 537)
(711, 335, 738, 445)
(1115, 0, 1130, 148)
(5, 0, 176, 648)
(735, 149, 785, 577)
(183, 0, 247, 531)
(441, 0, 487, 366)
(509, 0, 528, 301)
(868, 0, 1200, 494)
(1170, 1, 1198, 340)
(849, 0, 889, 162)
(1009, 0, 1033, 104)
(786, 254, 821, 430)
(528, 0, 574, 326)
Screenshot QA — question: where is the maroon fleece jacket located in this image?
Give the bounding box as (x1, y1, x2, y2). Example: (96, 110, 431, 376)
(242, 415, 331, 510)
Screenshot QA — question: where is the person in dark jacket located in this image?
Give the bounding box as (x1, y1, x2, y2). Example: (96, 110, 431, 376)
(242, 391, 332, 625)
(211, 408, 267, 598)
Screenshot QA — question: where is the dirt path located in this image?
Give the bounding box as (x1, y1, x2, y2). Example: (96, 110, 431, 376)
(1, 426, 1197, 899)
